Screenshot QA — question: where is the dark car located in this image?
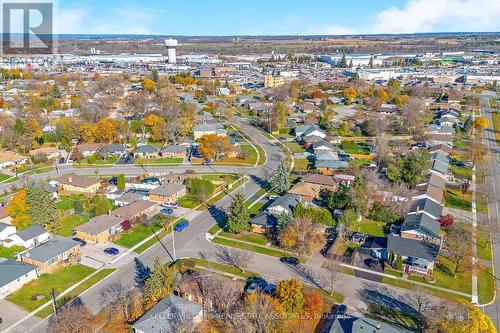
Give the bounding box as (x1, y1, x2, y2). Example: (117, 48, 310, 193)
(263, 283, 276, 295)
(160, 208, 174, 215)
(174, 221, 189, 232)
(333, 304, 348, 316)
(72, 237, 87, 246)
(141, 177, 161, 185)
(365, 258, 380, 268)
(104, 247, 120, 255)
(202, 160, 213, 166)
(280, 257, 299, 265)
(109, 176, 118, 185)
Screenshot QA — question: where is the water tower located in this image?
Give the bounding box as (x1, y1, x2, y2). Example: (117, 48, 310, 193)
(164, 38, 178, 64)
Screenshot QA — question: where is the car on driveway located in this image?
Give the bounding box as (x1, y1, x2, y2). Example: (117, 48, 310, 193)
(245, 279, 268, 294)
(333, 304, 348, 316)
(72, 237, 87, 246)
(280, 257, 299, 265)
(160, 208, 174, 215)
(202, 160, 213, 166)
(161, 202, 179, 208)
(174, 221, 189, 232)
(365, 258, 380, 269)
(103, 247, 120, 256)
(263, 283, 276, 295)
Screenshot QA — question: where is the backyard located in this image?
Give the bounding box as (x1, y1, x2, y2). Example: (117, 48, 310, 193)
(58, 214, 89, 237)
(0, 245, 24, 259)
(348, 218, 387, 237)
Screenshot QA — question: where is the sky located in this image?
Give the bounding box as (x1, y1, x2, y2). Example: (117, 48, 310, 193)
(34, 0, 500, 35)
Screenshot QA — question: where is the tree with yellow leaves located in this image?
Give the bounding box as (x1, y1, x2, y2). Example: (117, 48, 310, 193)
(431, 300, 497, 333)
(79, 123, 96, 143)
(198, 134, 232, 161)
(6, 189, 31, 230)
(473, 117, 489, 131)
(376, 88, 390, 101)
(142, 78, 156, 92)
(93, 118, 117, 143)
(244, 292, 287, 331)
(143, 114, 165, 128)
(343, 86, 357, 105)
(275, 279, 305, 316)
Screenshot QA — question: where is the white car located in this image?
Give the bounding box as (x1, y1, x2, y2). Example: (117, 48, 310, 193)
(161, 202, 179, 208)
(268, 195, 278, 200)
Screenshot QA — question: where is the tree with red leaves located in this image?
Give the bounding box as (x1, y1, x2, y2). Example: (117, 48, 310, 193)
(439, 214, 454, 228)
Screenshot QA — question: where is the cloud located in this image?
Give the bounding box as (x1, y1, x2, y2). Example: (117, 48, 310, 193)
(308, 0, 500, 35)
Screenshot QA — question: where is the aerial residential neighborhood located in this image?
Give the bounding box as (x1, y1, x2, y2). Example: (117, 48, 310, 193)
(0, 1, 499, 333)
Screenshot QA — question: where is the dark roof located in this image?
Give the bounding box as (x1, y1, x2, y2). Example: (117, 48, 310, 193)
(251, 212, 278, 228)
(401, 213, 441, 239)
(267, 194, 300, 214)
(161, 145, 187, 153)
(112, 200, 157, 219)
(0, 222, 14, 233)
(20, 236, 79, 263)
(312, 140, 334, 150)
(16, 224, 47, 241)
(387, 234, 439, 261)
(132, 295, 202, 333)
(328, 315, 412, 333)
(303, 173, 337, 187)
(0, 259, 36, 288)
(361, 237, 387, 250)
(55, 173, 101, 189)
(410, 198, 443, 218)
(133, 145, 159, 154)
(98, 144, 126, 154)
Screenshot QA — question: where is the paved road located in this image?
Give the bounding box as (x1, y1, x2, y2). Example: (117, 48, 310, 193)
(479, 92, 500, 328)
(5, 116, 446, 332)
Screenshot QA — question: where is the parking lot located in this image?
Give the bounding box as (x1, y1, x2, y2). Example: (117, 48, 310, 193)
(80, 242, 130, 269)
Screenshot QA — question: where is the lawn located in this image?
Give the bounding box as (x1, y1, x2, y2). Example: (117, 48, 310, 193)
(490, 99, 499, 108)
(450, 165, 472, 180)
(340, 141, 371, 155)
(219, 231, 269, 246)
(332, 239, 360, 257)
(56, 194, 89, 212)
(75, 156, 118, 166)
(293, 158, 312, 171)
(285, 142, 306, 154)
(492, 112, 500, 144)
(478, 266, 495, 304)
(349, 218, 387, 237)
(444, 187, 471, 211)
(255, 144, 266, 166)
(220, 144, 258, 165)
(58, 214, 89, 237)
(7, 264, 95, 312)
(113, 223, 161, 248)
(476, 228, 493, 261)
(0, 245, 25, 259)
(0, 173, 13, 182)
(135, 157, 183, 165)
(380, 277, 468, 302)
(36, 268, 116, 318)
(212, 237, 303, 261)
(177, 194, 202, 209)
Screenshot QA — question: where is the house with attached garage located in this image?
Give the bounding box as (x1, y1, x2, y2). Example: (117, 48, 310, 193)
(311, 140, 334, 154)
(0, 259, 37, 299)
(250, 212, 278, 235)
(160, 145, 188, 158)
(0, 150, 28, 169)
(75, 215, 128, 244)
(112, 200, 158, 220)
(387, 234, 439, 276)
(133, 145, 159, 159)
(266, 194, 301, 216)
(294, 124, 326, 139)
(409, 198, 443, 220)
(326, 312, 413, 333)
(148, 184, 187, 203)
(2, 224, 50, 249)
(19, 236, 81, 274)
(54, 173, 102, 195)
(98, 144, 127, 157)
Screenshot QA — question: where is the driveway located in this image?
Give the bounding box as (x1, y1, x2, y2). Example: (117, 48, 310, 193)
(351, 249, 384, 282)
(0, 300, 41, 333)
(80, 242, 130, 269)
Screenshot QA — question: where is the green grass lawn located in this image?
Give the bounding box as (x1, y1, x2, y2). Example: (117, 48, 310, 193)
(7, 264, 95, 312)
(478, 266, 496, 304)
(293, 158, 312, 171)
(256, 144, 266, 166)
(477, 192, 488, 215)
(75, 156, 118, 166)
(219, 144, 257, 165)
(36, 268, 116, 318)
(476, 228, 493, 261)
(58, 214, 89, 237)
(491, 112, 500, 144)
(219, 231, 269, 246)
(444, 187, 472, 211)
(56, 194, 89, 212)
(339, 142, 371, 155)
(285, 142, 306, 154)
(212, 237, 302, 261)
(177, 194, 202, 209)
(450, 165, 472, 180)
(349, 218, 387, 237)
(0, 173, 13, 182)
(490, 99, 499, 108)
(135, 157, 183, 165)
(0, 245, 25, 259)
(113, 224, 161, 248)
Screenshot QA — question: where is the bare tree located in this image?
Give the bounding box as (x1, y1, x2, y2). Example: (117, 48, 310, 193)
(99, 281, 137, 321)
(445, 225, 473, 277)
(409, 292, 433, 333)
(401, 97, 425, 137)
(216, 246, 254, 273)
(320, 259, 340, 297)
(48, 304, 96, 333)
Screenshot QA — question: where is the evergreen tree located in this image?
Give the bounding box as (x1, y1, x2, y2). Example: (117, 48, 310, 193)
(134, 258, 151, 288)
(277, 212, 293, 231)
(348, 59, 353, 68)
(143, 258, 176, 307)
(339, 54, 348, 68)
(226, 193, 250, 233)
(25, 181, 58, 230)
(116, 174, 126, 190)
(268, 160, 289, 194)
(93, 195, 113, 216)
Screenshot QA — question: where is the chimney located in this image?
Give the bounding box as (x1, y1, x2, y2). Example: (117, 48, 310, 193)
(68, 176, 73, 183)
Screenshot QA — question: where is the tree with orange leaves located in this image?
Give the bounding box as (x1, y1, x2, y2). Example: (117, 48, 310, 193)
(6, 189, 31, 230)
(198, 134, 232, 161)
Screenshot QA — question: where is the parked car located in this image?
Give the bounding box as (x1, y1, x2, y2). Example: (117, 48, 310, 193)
(280, 257, 299, 266)
(160, 208, 174, 215)
(141, 177, 161, 185)
(365, 258, 379, 269)
(333, 304, 348, 316)
(268, 195, 278, 200)
(245, 279, 268, 294)
(202, 160, 213, 166)
(161, 202, 179, 208)
(72, 237, 87, 247)
(263, 283, 276, 295)
(104, 247, 119, 255)
(174, 221, 189, 232)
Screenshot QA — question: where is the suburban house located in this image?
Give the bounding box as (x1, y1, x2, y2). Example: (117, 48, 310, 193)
(333, 174, 355, 187)
(295, 124, 326, 139)
(0, 259, 37, 299)
(409, 198, 443, 220)
(0, 150, 28, 169)
(98, 144, 127, 157)
(112, 200, 158, 220)
(29, 146, 61, 160)
(311, 140, 334, 154)
(315, 151, 349, 174)
(74, 143, 102, 157)
(414, 181, 444, 204)
(288, 182, 323, 202)
(387, 234, 439, 276)
(429, 144, 452, 156)
(0, 206, 12, 224)
(327, 313, 413, 333)
(302, 173, 338, 191)
(2, 224, 50, 249)
(400, 213, 442, 244)
(250, 212, 278, 235)
(193, 123, 227, 139)
(0, 223, 16, 244)
(132, 294, 203, 333)
(160, 145, 188, 158)
(75, 215, 128, 244)
(133, 145, 159, 159)
(149, 184, 187, 203)
(19, 236, 81, 274)
(114, 192, 146, 206)
(54, 173, 102, 195)
(266, 194, 301, 216)
(430, 151, 449, 178)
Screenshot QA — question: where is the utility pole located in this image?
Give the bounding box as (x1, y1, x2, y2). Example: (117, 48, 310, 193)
(51, 288, 58, 319)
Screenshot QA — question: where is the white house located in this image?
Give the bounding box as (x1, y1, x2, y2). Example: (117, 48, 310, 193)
(0, 259, 37, 299)
(0, 223, 16, 244)
(0, 206, 12, 224)
(295, 125, 326, 139)
(3, 224, 50, 248)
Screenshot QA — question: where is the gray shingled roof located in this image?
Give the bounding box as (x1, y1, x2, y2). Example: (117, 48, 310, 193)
(328, 315, 413, 333)
(132, 295, 202, 333)
(149, 184, 185, 197)
(0, 259, 36, 288)
(387, 234, 439, 261)
(75, 215, 125, 235)
(0, 222, 13, 233)
(401, 213, 441, 239)
(16, 224, 47, 241)
(20, 236, 79, 263)
(316, 159, 349, 169)
(133, 145, 159, 154)
(267, 194, 299, 214)
(251, 212, 278, 228)
(161, 145, 187, 153)
(410, 198, 443, 218)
